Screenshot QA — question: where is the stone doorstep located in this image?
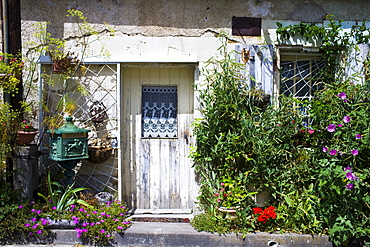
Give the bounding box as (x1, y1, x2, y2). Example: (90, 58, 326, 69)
(128, 214, 193, 223)
(128, 209, 194, 223)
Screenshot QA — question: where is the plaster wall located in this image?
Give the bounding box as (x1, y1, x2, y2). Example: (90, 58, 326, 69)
(20, 0, 370, 64)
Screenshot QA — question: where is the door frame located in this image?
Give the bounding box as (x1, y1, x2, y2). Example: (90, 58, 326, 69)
(119, 63, 199, 211)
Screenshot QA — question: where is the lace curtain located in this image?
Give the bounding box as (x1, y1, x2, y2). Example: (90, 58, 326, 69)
(142, 86, 177, 138)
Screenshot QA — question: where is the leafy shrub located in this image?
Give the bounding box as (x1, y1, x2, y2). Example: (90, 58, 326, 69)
(192, 30, 370, 246)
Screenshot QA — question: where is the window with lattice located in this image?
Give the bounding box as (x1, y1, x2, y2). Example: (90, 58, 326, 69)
(280, 54, 325, 99)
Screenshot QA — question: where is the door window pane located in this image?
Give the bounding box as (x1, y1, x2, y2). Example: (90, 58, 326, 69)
(142, 86, 177, 138)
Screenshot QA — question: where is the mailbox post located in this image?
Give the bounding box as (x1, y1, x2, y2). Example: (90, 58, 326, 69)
(48, 116, 90, 185)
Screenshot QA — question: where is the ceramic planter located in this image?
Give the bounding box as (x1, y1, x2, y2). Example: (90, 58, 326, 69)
(17, 131, 38, 145)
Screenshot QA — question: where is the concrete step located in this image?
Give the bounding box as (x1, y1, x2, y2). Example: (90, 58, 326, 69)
(3, 222, 334, 247)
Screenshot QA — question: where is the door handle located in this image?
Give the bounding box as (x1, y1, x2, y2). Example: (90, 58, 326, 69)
(184, 133, 189, 144)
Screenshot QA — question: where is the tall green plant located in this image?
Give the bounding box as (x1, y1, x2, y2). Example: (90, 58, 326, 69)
(37, 173, 91, 212)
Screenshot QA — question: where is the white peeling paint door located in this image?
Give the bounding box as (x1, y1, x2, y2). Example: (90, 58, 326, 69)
(121, 66, 197, 211)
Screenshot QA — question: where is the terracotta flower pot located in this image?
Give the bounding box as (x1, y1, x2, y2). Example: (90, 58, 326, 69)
(17, 131, 38, 145)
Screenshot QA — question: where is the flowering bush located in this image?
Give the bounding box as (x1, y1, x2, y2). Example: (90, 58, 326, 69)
(0, 189, 131, 244)
(70, 200, 131, 245)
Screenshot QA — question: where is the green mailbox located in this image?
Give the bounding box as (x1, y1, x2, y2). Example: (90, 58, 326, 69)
(48, 116, 90, 185)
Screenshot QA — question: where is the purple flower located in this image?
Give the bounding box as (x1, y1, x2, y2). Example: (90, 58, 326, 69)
(338, 124, 343, 127)
(322, 146, 328, 152)
(327, 124, 336, 133)
(18, 205, 23, 209)
(346, 183, 354, 190)
(24, 223, 30, 227)
(346, 172, 358, 181)
(343, 115, 351, 123)
(52, 206, 57, 210)
(117, 226, 124, 230)
(356, 134, 362, 139)
(100, 229, 105, 233)
(93, 211, 98, 214)
(36, 210, 41, 215)
(31, 218, 37, 222)
(344, 167, 352, 171)
(31, 209, 36, 212)
(338, 92, 347, 99)
(351, 149, 359, 155)
(329, 149, 337, 155)
(36, 230, 42, 234)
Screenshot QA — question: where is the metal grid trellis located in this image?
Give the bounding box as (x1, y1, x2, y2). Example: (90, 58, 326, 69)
(40, 63, 119, 194)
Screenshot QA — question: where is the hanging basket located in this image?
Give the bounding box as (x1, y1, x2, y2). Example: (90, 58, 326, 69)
(17, 131, 38, 145)
(87, 147, 113, 163)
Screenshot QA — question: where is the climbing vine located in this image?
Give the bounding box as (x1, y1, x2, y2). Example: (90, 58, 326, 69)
(276, 16, 370, 83)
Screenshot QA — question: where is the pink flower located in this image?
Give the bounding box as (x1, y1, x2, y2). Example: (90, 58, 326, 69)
(322, 146, 328, 152)
(346, 172, 358, 181)
(308, 129, 314, 134)
(351, 149, 359, 155)
(327, 124, 336, 133)
(337, 92, 347, 100)
(343, 116, 351, 123)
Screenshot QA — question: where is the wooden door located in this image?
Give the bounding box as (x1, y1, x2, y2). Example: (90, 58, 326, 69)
(121, 66, 197, 211)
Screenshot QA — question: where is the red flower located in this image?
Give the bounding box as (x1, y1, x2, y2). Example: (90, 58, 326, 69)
(257, 214, 269, 223)
(253, 207, 263, 214)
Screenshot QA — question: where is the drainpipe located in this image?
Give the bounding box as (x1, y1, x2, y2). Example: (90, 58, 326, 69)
(2, 0, 9, 54)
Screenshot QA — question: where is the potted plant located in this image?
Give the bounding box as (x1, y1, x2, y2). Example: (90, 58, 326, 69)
(16, 120, 38, 145)
(50, 51, 79, 74)
(215, 176, 256, 217)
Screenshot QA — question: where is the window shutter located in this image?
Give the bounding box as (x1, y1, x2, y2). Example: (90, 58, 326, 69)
(345, 44, 370, 84)
(235, 45, 274, 96)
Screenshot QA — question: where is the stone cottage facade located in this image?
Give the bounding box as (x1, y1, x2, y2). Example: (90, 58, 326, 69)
(17, 0, 369, 212)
